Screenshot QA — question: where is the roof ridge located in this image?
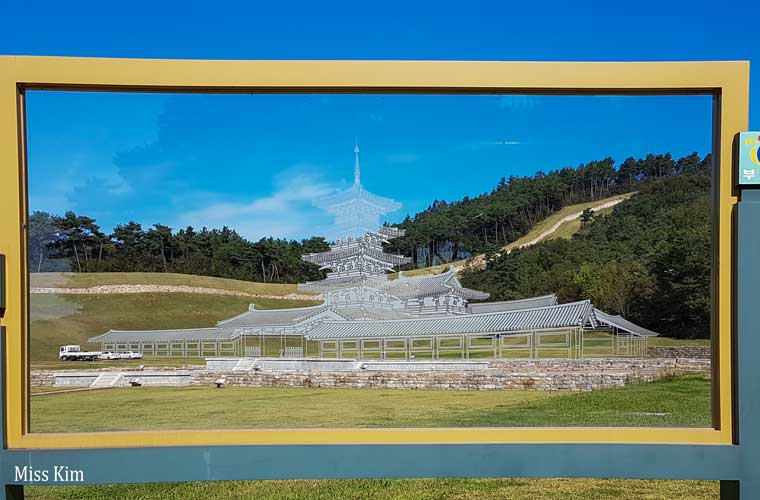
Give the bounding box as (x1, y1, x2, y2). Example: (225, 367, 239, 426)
(106, 326, 224, 333)
(316, 299, 591, 325)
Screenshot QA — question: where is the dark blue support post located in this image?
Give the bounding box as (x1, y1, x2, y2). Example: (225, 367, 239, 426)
(735, 189, 760, 498)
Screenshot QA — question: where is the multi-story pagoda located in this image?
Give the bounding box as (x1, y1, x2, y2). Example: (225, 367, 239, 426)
(314, 144, 401, 239)
(302, 226, 410, 279)
(299, 225, 488, 318)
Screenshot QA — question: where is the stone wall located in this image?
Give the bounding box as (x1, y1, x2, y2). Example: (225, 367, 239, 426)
(193, 358, 710, 392)
(31, 357, 711, 392)
(648, 346, 711, 359)
(30, 371, 55, 387)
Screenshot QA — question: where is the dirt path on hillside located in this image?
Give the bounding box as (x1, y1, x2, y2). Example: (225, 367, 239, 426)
(513, 197, 627, 250)
(30, 284, 319, 301)
(455, 197, 628, 272)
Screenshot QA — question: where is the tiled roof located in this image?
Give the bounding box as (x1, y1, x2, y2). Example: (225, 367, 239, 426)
(468, 294, 558, 314)
(217, 304, 339, 328)
(313, 183, 401, 212)
(89, 327, 234, 343)
(88, 300, 656, 344)
(302, 245, 411, 266)
(593, 308, 659, 337)
(332, 307, 414, 321)
(306, 300, 594, 340)
(379, 226, 405, 237)
(298, 269, 489, 300)
(385, 270, 490, 300)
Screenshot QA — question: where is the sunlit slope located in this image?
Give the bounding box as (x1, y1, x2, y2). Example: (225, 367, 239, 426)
(29, 272, 322, 362)
(391, 192, 635, 279)
(30, 292, 322, 362)
(502, 192, 635, 251)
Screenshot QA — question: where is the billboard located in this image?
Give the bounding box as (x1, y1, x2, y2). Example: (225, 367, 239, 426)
(0, 57, 754, 497)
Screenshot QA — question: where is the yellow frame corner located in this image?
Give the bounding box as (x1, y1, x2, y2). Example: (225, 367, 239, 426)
(0, 56, 749, 449)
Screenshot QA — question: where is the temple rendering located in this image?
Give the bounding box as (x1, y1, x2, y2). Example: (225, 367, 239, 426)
(313, 144, 401, 239)
(298, 226, 487, 318)
(90, 146, 659, 360)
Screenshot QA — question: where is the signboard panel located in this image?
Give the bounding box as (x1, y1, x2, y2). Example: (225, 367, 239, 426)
(0, 57, 753, 498)
(739, 131, 760, 185)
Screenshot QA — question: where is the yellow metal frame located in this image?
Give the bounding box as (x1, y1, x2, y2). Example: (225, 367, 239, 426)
(0, 56, 748, 449)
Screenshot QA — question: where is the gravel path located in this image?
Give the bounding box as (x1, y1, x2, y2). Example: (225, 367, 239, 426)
(456, 197, 628, 272)
(30, 284, 319, 301)
(512, 197, 626, 250)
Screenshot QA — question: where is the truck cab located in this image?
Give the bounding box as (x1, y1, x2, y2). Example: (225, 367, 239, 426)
(60, 345, 80, 355)
(59, 345, 101, 361)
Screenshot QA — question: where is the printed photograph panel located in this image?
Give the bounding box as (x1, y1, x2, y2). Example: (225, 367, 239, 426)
(26, 91, 714, 432)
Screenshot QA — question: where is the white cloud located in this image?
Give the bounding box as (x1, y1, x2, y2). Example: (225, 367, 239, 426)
(176, 167, 338, 240)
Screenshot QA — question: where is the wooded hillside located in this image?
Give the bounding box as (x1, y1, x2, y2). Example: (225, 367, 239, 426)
(460, 170, 711, 339)
(385, 152, 708, 268)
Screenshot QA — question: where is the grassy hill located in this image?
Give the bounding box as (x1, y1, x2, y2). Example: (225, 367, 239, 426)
(30, 272, 322, 363)
(501, 192, 634, 252)
(31, 272, 304, 296)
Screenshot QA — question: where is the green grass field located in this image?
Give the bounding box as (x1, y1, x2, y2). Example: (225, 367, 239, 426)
(30, 373, 710, 432)
(26, 477, 719, 500)
(30, 293, 321, 361)
(26, 374, 714, 499)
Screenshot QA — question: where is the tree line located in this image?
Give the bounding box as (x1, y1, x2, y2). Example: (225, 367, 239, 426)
(29, 212, 330, 284)
(460, 169, 712, 339)
(385, 152, 709, 268)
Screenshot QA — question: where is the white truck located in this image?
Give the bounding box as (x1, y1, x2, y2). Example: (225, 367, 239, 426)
(58, 345, 102, 361)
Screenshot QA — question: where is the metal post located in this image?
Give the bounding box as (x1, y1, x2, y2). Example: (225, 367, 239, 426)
(721, 480, 740, 500)
(731, 189, 760, 498)
(1, 486, 23, 500)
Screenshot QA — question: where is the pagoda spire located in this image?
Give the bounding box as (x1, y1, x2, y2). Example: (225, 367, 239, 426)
(354, 140, 361, 185)
(313, 143, 401, 239)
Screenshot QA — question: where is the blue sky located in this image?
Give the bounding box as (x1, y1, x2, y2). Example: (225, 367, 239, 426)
(3, 1, 757, 241)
